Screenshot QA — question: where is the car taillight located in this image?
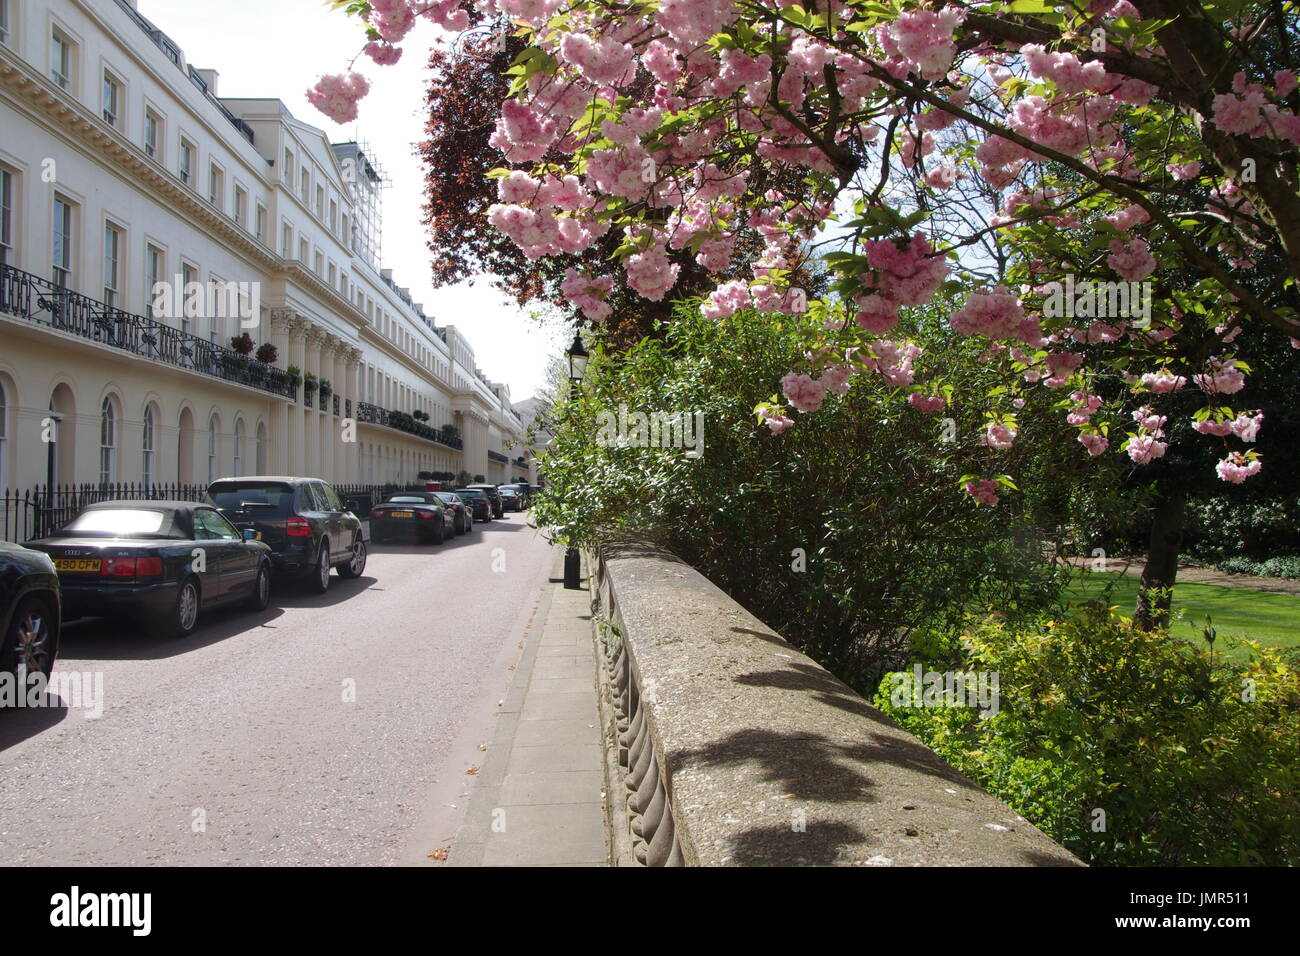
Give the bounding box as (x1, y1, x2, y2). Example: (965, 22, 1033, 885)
(371, 509, 388, 518)
(101, 557, 163, 578)
(286, 516, 312, 536)
(418, 510, 436, 519)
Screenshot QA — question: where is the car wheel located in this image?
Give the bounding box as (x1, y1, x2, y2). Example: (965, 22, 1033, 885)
(305, 539, 331, 594)
(338, 537, 367, 579)
(1, 595, 58, 683)
(160, 577, 201, 638)
(244, 562, 272, 611)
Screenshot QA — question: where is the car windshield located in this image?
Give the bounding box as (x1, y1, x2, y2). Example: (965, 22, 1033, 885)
(62, 508, 178, 537)
(388, 497, 428, 503)
(209, 481, 296, 515)
(455, 490, 484, 500)
(434, 494, 458, 504)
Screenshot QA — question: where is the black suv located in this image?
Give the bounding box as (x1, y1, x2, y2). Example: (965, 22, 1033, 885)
(467, 484, 504, 519)
(207, 477, 366, 592)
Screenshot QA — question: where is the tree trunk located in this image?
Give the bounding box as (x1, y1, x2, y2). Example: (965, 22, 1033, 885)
(1135, 489, 1185, 630)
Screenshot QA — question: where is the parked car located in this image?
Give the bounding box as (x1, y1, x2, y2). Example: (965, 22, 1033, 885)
(207, 477, 367, 593)
(499, 484, 530, 509)
(498, 487, 523, 512)
(26, 501, 272, 638)
(433, 492, 474, 534)
(453, 489, 492, 522)
(370, 494, 452, 544)
(468, 484, 504, 519)
(0, 540, 61, 686)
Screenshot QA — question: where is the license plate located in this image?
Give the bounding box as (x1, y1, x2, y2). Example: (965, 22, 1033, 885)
(55, 558, 101, 573)
(391, 511, 414, 518)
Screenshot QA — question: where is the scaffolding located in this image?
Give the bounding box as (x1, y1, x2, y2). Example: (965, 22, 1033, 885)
(331, 140, 389, 270)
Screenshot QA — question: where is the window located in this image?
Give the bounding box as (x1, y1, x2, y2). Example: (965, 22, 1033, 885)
(194, 508, 239, 541)
(0, 0, 11, 47)
(315, 184, 324, 219)
(142, 404, 156, 486)
(314, 251, 324, 275)
(283, 150, 293, 186)
(0, 379, 7, 487)
(207, 414, 220, 483)
(281, 222, 293, 257)
(102, 71, 121, 127)
(0, 167, 13, 268)
(145, 244, 164, 316)
(232, 420, 244, 477)
(144, 110, 161, 159)
(51, 30, 72, 90)
(179, 140, 193, 186)
(327, 263, 336, 287)
(300, 169, 310, 203)
(255, 203, 266, 242)
(206, 275, 221, 342)
(180, 263, 196, 335)
(299, 238, 308, 263)
(234, 186, 247, 227)
(99, 397, 116, 485)
(208, 163, 223, 209)
(52, 196, 73, 287)
(329, 199, 337, 233)
(102, 222, 121, 306)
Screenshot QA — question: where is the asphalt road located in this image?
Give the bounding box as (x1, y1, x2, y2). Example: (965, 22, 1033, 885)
(0, 512, 558, 865)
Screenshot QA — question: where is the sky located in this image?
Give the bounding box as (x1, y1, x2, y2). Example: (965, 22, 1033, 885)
(136, 0, 564, 403)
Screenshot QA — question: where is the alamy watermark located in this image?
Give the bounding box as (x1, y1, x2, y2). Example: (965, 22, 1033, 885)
(150, 276, 261, 329)
(1041, 275, 1152, 326)
(888, 664, 1000, 718)
(594, 405, 705, 458)
(0, 669, 104, 718)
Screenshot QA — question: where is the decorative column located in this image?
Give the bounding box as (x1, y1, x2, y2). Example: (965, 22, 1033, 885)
(345, 347, 362, 482)
(269, 309, 295, 474)
(303, 325, 324, 477)
(286, 315, 308, 477)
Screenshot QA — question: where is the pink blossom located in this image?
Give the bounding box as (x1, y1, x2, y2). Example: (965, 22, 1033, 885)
(1216, 452, 1262, 483)
(1193, 358, 1247, 395)
(1165, 161, 1202, 180)
(761, 408, 795, 435)
(1126, 435, 1168, 464)
(1230, 410, 1264, 442)
(907, 393, 946, 414)
(964, 479, 1000, 506)
(1212, 85, 1267, 135)
(1106, 238, 1157, 281)
(363, 42, 404, 66)
(950, 286, 1026, 340)
(307, 72, 371, 124)
(980, 422, 1018, 451)
(1078, 432, 1109, 456)
(1141, 369, 1186, 393)
(560, 268, 613, 323)
(877, 8, 966, 80)
(1193, 420, 1233, 437)
(781, 373, 828, 413)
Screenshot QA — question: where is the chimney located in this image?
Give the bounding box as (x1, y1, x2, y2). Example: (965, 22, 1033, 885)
(195, 69, 220, 94)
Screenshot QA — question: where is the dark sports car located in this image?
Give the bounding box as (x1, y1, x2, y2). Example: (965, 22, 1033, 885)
(370, 494, 452, 544)
(0, 540, 61, 686)
(26, 500, 273, 638)
(452, 489, 492, 522)
(433, 492, 474, 535)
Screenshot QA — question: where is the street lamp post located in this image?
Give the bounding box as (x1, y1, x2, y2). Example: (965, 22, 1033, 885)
(563, 332, 589, 590)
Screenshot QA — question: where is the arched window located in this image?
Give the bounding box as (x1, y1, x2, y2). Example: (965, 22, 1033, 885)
(99, 397, 117, 485)
(232, 419, 244, 477)
(207, 413, 220, 483)
(142, 404, 156, 487)
(255, 422, 267, 474)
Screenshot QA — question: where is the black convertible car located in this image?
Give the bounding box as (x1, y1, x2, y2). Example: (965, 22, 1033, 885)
(370, 494, 452, 544)
(0, 540, 61, 685)
(26, 500, 273, 638)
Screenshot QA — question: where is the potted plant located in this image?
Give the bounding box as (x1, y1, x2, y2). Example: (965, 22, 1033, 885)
(230, 332, 255, 355)
(303, 372, 318, 393)
(318, 378, 332, 399)
(255, 342, 279, 365)
(286, 364, 302, 388)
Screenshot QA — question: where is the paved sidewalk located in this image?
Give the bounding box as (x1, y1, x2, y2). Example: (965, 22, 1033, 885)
(447, 551, 609, 866)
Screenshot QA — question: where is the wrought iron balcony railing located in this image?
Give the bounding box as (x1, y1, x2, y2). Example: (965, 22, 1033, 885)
(0, 264, 296, 400)
(488, 450, 509, 464)
(355, 401, 465, 450)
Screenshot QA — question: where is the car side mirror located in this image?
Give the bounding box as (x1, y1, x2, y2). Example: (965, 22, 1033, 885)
(242, 529, 257, 541)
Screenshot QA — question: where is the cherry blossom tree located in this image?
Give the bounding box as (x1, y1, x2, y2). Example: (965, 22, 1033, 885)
(315, 0, 1300, 624)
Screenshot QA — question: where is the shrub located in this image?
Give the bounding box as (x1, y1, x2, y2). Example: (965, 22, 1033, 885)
(255, 342, 279, 365)
(229, 332, 255, 355)
(875, 604, 1300, 865)
(1216, 554, 1300, 580)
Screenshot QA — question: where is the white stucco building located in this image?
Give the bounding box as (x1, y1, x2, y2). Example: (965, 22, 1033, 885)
(0, 0, 527, 494)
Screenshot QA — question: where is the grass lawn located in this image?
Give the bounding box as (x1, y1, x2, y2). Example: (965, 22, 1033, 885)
(1064, 570, 1300, 658)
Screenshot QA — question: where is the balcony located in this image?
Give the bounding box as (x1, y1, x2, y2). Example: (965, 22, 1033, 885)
(488, 450, 509, 465)
(356, 402, 464, 450)
(0, 264, 296, 400)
